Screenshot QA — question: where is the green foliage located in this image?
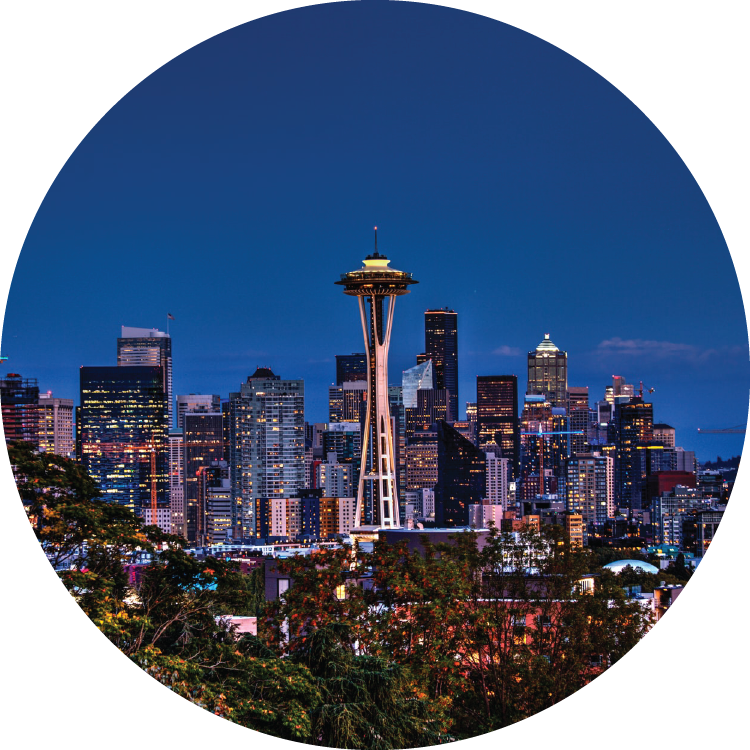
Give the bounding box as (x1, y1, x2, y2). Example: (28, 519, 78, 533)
(15, 441, 654, 746)
(269, 525, 653, 739)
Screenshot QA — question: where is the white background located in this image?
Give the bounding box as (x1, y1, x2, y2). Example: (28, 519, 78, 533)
(1, 1, 747, 747)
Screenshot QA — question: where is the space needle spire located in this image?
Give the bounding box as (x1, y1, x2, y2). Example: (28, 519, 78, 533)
(335, 231, 418, 530)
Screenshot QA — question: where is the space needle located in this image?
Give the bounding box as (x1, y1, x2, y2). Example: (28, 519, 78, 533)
(335, 229, 418, 532)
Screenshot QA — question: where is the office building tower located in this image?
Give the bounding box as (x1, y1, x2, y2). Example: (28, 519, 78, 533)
(566, 453, 614, 526)
(452, 420, 477, 445)
(406, 429, 439, 491)
(176, 394, 222, 431)
(609, 396, 654, 511)
(519, 394, 555, 499)
(388, 385, 407, 502)
(336, 353, 368, 385)
(527, 333, 567, 408)
(405, 388, 449, 438)
(201, 460, 232, 545)
(342, 381, 368, 422)
(466, 402, 477, 424)
(1, 373, 39, 444)
(117, 326, 173, 428)
(423, 308, 458, 421)
(402, 360, 433, 409)
(316, 452, 355, 498)
(168, 429, 185, 537)
(183, 411, 224, 544)
(653, 423, 676, 449)
(79, 366, 169, 516)
(477, 375, 520, 479)
(672, 447, 696, 473)
(335, 240, 417, 529)
(228, 368, 305, 540)
(567, 386, 590, 457)
(321, 422, 361, 466)
(36, 392, 75, 457)
(484, 447, 510, 509)
(328, 385, 344, 423)
(434, 421, 486, 527)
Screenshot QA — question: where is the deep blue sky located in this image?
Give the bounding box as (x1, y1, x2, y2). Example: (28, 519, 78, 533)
(4, 0, 748, 461)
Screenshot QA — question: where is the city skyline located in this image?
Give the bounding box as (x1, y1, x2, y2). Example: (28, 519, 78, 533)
(3, 0, 747, 463)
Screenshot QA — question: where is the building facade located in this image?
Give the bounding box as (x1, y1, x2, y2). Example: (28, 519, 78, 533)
(117, 326, 173, 428)
(79, 366, 169, 516)
(228, 368, 305, 540)
(527, 333, 567, 408)
(423, 308, 458, 421)
(476, 375, 519, 479)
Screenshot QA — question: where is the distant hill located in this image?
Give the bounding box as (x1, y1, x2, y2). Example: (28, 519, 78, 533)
(702, 455, 741, 470)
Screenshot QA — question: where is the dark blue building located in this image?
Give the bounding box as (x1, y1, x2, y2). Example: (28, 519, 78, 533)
(79, 366, 169, 516)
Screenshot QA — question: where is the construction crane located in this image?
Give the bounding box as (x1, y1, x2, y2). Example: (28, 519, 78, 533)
(520, 425, 585, 496)
(638, 381, 655, 398)
(697, 426, 746, 434)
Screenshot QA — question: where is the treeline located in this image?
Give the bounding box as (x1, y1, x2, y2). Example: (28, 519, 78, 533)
(702, 455, 741, 469)
(12, 441, 652, 747)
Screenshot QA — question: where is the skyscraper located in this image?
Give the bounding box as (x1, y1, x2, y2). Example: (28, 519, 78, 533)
(335, 239, 417, 529)
(118, 326, 173, 428)
(527, 333, 567, 408)
(423, 308, 458, 421)
(434, 421, 486, 527)
(566, 453, 614, 526)
(402, 360, 433, 410)
(335, 353, 368, 385)
(36, 392, 75, 457)
(567, 386, 590, 457)
(609, 396, 654, 511)
(183, 411, 224, 543)
(168, 429, 185, 537)
(79, 366, 169, 516)
(1, 373, 39, 444)
(228, 367, 305, 540)
(476, 375, 519, 479)
(176, 393, 222, 431)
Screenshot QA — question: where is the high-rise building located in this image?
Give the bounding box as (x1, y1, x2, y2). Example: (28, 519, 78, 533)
(609, 396, 654, 511)
(423, 308, 458, 421)
(402, 360, 433, 409)
(405, 388, 449, 438)
(335, 353, 368, 385)
(405, 429, 439, 491)
(36, 392, 75, 457)
(228, 368, 305, 540)
(79, 366, 169, 516)
(476, 375, 519, 479)
(316, 452, 355, 498)
(176, 394, 222, 431)
(201, 460, 232, 545)
(565, 453, 614, 526)
(567, 386, 590, 457)
(168, 429, 185, 537)
(117, 327, 173, 428)
(336, 241, 417, 529)
(183, 411, 224, 543)
(653, 423, 676, 449)
(1, 373, 39, 445)
(434, 421, 486, 527)
(527, 333, 567, 408)
(483, 446, 509, 509)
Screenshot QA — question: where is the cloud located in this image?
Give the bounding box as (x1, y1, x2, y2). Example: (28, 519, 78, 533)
(597, 338, 699, 358)
(492, 345, 522, 357)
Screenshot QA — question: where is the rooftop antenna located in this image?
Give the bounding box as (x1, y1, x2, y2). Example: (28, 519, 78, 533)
(374, 226, 378, 255)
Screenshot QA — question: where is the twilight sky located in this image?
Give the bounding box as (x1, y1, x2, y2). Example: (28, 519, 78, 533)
(3, 0, 748, 461)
